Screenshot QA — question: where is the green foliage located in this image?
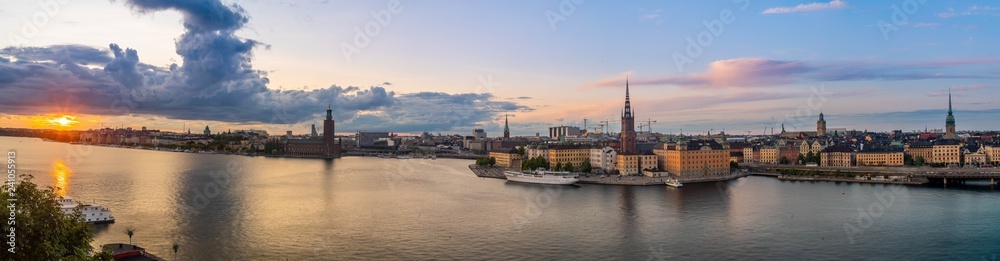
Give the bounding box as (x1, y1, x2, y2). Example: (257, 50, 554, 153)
(797, 154, 806, 165)
(0, 174, 107, 260)
(914, 156, 925, 166)
(554, 162, 563, 171)
(488, 157, 497, 167)
(730, 161, 739, 169)
(517, 146, 526, 156)
(521, 156, 549, 170)
(563, 162, 574, 172)
(580, 158, 593, 173)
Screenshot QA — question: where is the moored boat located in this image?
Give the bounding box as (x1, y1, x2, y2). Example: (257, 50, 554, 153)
(58, 196, 116, 224)
(504, 169, 579, 185)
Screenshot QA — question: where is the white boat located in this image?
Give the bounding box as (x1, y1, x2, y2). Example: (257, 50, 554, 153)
(431, 155, 437, 160)
(58, 197, 115, 224)
(396, 155, 412, 159)
(504, 169, 579, 185)
(665, 178, 683, 188)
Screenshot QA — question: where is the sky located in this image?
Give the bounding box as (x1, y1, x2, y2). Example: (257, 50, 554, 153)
(1, 0, 998, 136)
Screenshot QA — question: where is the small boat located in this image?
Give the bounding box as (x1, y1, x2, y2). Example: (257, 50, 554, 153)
(396, 155, 412, 159)
(665, 178, 683, 188)
(423, 155, 430, 159)
(431, 155, 437, 160)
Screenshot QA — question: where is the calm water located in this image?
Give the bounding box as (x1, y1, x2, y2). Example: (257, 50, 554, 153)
(4, 136, 1000, 260)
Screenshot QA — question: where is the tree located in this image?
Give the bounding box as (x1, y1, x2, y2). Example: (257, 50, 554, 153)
(517, 146, 526, 156)
(914, 156, 925, 166)
(554, 162, 563, 171)
(730, 161, 739, 169)
(0, 174, 111, 260)
(904, 154, 914, 166)
(580, 158, 593, 173)
(806, 151, 815, 164)
(126, 227, 136, 245)
(797, 154, 806, 165)
(564, 162, 574, 172)
(488, 157, 497, 167)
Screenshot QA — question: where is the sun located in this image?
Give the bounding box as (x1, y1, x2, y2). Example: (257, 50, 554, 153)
(47, 115, 79, 127)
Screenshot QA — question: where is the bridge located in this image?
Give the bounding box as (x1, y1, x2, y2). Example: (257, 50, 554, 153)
(742, 163, 1000, 185)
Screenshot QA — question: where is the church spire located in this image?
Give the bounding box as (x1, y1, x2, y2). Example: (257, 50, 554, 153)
(503, 113, 510, 138)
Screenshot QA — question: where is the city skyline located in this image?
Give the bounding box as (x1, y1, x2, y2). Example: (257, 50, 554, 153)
(2, 0, 1000, 136)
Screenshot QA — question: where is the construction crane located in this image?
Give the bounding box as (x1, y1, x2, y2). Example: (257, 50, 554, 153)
(592, 124, 604, 134)
(582, 118, 589, 132)
(641, 118, 658, 133)
(600, 119, 621, 134)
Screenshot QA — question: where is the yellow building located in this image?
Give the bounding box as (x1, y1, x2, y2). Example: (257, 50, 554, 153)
(489, 149, 522, 169)
(615, 154, 657, 176)
(821, 146, 854, 167)
(986, 144, 1000, 164)
(656, 139, 730, 178)
(904, 142, 934, 163)
(932, 140, 962, 165)
(760, 147, 778, 164)
(547, 145, 591, 170)
(855, 150, 904, 166)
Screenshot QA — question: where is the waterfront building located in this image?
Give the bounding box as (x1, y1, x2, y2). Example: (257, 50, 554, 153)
(547, 145, 591, 170)
(944, 90, 957, 140)
(489, 149, 521, 169)
(799, 139, 828, 156)
(286, 105, 341, 158)
(356, 131, 391, 149)
(820, 146, 854, 167)
(760, 146, 778, 164)
(655, 138, 729, 178)
(932, 139, 962, 164)
(742, 146, 758, 163)
(817, 112, 827, 136)
(855, 150, 904, 166)
(615, 154, 657, 176)
(964, 144, 988, 165)
(525, 143, 550, 162)
(589, 146, 617, 173)
(549, 126, 580, 140)
(905, 142, 934, 163)
(986, 144, 1000, 164)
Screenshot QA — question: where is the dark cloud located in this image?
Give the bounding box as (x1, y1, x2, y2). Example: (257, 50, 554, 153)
(0, 0, 529, 132)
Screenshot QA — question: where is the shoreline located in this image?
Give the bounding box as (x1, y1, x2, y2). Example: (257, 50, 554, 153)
(468, 165, 749, 186)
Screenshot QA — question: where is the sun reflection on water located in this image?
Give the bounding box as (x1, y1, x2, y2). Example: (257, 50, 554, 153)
(52, 160, 72, 197)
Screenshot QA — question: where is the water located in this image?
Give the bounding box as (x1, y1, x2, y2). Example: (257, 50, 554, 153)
(4, 136, 1000, 260)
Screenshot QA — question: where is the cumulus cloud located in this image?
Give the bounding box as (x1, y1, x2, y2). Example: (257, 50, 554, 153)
(584, 57, 1000, 89)
(762, 0, 848, 14)
(0, 0, 529, 132)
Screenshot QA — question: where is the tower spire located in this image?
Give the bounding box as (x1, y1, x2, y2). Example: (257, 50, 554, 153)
(948, 89, 953, 115)
(503, 113, 510, 138)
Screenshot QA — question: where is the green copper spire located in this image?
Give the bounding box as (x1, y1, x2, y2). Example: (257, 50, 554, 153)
(503, 114, 510, 136)
(326, 103, 333, 121)
(818, 112, 826, 123)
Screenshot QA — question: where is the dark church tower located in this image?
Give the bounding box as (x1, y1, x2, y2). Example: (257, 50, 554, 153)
(503, 114, 510, 139)
(323, 104, 340, 158)
(620, 79, 636, 154)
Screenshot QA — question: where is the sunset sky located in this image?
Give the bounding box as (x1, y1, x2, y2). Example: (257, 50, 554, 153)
(1, 0, 998, 136)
